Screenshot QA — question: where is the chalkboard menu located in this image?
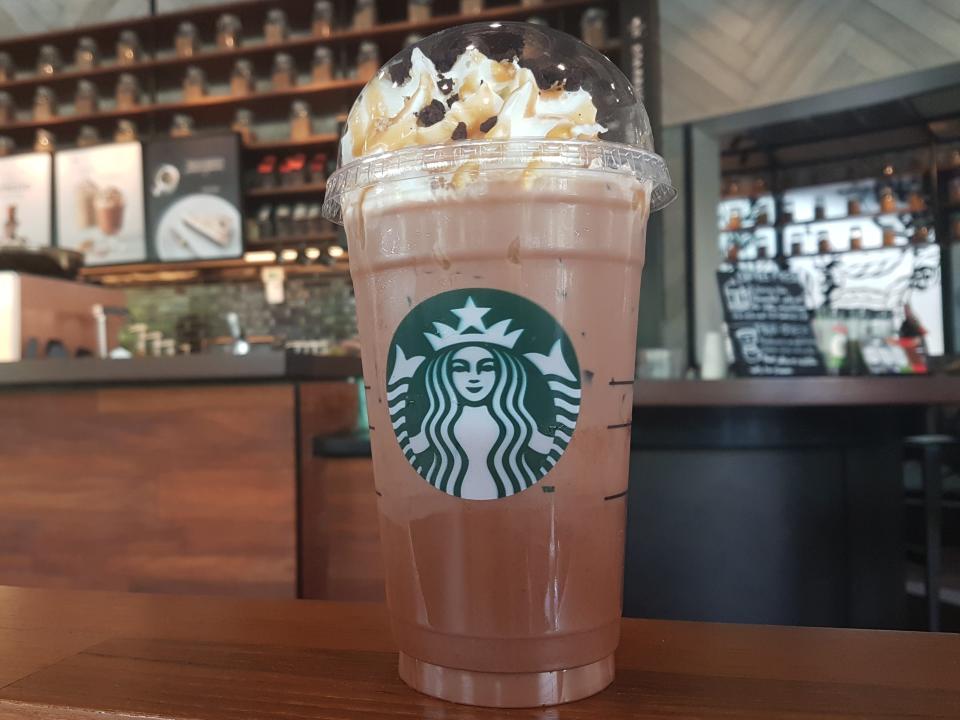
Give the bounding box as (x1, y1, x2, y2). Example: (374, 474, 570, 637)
(717, 268, 825, 377)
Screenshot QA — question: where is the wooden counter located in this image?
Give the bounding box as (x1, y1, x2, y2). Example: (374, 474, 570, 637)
(633, 375, 960, 407)
(0, 585, 957, 719)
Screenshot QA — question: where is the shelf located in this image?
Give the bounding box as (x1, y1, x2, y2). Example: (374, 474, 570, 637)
(0, 0, 596, 92)
(79, 253, 348, 284)
(720, 224, 775, 233)
(777, 208, 926, 229)
(246, 232, 339, 245)
(244, 133, 338, 152)
(784, 241, 939, 259)
(246, 182, 326, 198)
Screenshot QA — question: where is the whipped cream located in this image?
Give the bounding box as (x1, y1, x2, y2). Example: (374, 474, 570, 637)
(341, 46, 606, 165)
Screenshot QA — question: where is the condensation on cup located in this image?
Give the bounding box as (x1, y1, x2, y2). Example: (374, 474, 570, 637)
(322, 22, 675, 708)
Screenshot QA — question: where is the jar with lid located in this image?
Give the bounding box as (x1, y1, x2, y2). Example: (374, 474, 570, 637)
(816, 230, 832, 254)
(409, 0, 432, 23)
(75, 37, 98, 69)
(781, 200, 794, 224)
(34, 129, 55, 153)
(404, 33, 423, 48)
(264, 9, 289, 44)
(216, 14, 243, 49)
(290, 101, 312, 141)
(0, 136, 15, 156)
(725, 243, 739, 263)
(77, 125, 100, 147)
(581, 8, 608, 47)
(847, 195, 861, 216)
(37, 45, 63, 76)
(175, 22, 199, 58)
(849, 225, 863, 251)
(789, 233, 804, 256)
(115, 74, 140, 109)
(312, 46, 334, 83)
(183, 66, 207, 102)
(272, 53, 297, 90)
(907, 190, 926, 213)
(356, 42, 380, 82)
(313, 1, 334, 36)
(878, 186, 896, 213)
(353, 0, 377, 30)
(814, 196, 826, 221)
(0, 92, 13, 125)
(232, 109, 256, 144)
(74, 80, 99, 114)
(0, 52, 13, 83)
(755, 206, 769, 226)
(460, 0, 483, 14)
(948, 176, 960, 205)
(33, 87, 57, 121)
(911, 226, 930, 245)
(170, 113, 194, 137)
(882, 226, 897, 247)
(116, 30, 142, 65)
(727, 208, 741, 230)
(230, 59, 255, 95)
(115, 119, 137, 142)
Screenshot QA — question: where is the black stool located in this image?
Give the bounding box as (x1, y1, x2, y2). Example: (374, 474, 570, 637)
(904, 435, 958, 632)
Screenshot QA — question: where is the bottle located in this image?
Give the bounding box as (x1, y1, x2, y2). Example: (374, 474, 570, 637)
(264, 9, 289, 44)
(356, 42, 380, 82)
(182, 66, 206, 101)
(216, 14, 242, 49)
(817, 230, 831, 254)
(272, 53, 297, 90)
(175, 22, 199, 57)
(116, 30, 142, 65)
(312, 46, 334, 83)
(353, 0, 377, 29)
(37, 45, 62, 75)
(75, 37, 98, 69)
(230, 59, 255, 96)
(33, 86, 57, 121)
(849, 225, 863, 251)
(313, 1, 334, 36)
(790, 233, 804, 256)
(814, 196, 826, 220)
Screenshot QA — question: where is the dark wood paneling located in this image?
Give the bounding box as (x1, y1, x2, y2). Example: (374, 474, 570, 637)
(0, 586, 958, 718)
(0, 385, 297, 597)
(297, 382, 383, 602)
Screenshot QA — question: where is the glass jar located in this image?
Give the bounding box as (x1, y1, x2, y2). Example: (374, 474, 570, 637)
(356, 42, 379, 82)
(911, 226, 930, 245)
(409, 0, 432, 23)
(781, 201, 793, 224)
(313, 1, 334, 36)
(290, 100, 312, 140)
(312, 46, 334, 83)
(170, 113, 194, 137)
(755, 207, 769, 226)
(77, 125, 100, 147)
(0, 136, 15, 156)
(849, 226, 863, 251)
(727, 208, 741, 230)
(75, 37, 98, 69)
(879, 186, 896, 213)
(882, 226, 897, 247)
(175, 22, 199, 57)
(115, 119, 137, 142)
(34, 129, 55, 153)
(816, 230, 832, 254)
(353, 0, 377, 29)
(0, 92, 13, 125)
(460, 0, 483, 14)
(272, 53, 297, 90)
(907, 190, 926, 213)
(232, 109, 256, 144)
(230, 59, 255, 96)
(581, 8, 608, 47)
(37, 45, 63, 76)
(33, 86, 57, 121)
(216, 14, 243, 49)
(183, 65, 207, 101)
(264, 9, 289, 44)
(116, 30, 142, 65)
(847, 196, 861, 216)
(115, 73, 140, 109)
(0, 52, 13, 83)
(74, 80, 99, 115)
(756, 245, 768, 260)
(789, 233, 804, 256)
(814, 195, 826, 220)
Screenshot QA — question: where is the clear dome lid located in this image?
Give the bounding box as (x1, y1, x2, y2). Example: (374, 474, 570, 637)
(324, 22, 675, 222)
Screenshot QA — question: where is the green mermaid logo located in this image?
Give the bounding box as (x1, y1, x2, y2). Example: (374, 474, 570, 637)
(386, 289, 581, 500)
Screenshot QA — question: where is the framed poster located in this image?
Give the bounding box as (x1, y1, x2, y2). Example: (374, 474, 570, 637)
(54, 142, 147, 265)
(144, 133, 243, 262)
(0, 153, 53, 249)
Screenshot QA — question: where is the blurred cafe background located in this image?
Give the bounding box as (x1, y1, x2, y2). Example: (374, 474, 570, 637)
(1, 0, 960, 633)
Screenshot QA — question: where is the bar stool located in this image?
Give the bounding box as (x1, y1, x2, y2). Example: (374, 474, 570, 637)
(904, 434, 957, 632)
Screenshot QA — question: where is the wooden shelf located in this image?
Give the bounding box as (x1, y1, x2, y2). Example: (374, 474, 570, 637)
(244, 133, 338, 152)
(246, 182, 326, 198)
(246, 232, 339, 245)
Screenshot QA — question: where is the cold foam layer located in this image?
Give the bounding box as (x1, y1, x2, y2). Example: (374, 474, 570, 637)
(342, 46, 606, 165)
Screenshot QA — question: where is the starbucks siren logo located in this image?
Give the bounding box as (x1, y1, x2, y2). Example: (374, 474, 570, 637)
(386, 288, 581, 500)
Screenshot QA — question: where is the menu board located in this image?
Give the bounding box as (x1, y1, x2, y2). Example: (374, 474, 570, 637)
(144, 134, 243, 262)
(0, 153, 53, 249)
(55, 142, 147, 265)
(717, 268, 825, 377)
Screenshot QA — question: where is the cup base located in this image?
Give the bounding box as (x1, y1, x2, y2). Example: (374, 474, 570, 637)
(398, 652, 615, 708)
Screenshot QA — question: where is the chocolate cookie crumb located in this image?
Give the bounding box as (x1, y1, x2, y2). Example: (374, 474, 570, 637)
(479, 115, 498, 133)
(446, 93, 460, 108)
(416, 99, 446, 127)
(437, 76, 454, 94)
(451, 122, 467, 140)
(388, 58, 412, 84)
(431, 37, 471, 73)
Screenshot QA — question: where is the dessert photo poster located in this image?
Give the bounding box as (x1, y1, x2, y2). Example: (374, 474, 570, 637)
(0, 153, 53, 249)
(54, 142, 147, 265)
(144, 133, 243, 262)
